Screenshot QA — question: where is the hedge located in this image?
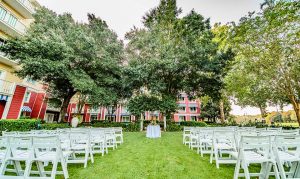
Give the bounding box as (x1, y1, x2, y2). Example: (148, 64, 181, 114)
(0, 119, 39, 132)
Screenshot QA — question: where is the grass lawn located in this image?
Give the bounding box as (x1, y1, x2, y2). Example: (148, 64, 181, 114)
(62, 132, 235, 179)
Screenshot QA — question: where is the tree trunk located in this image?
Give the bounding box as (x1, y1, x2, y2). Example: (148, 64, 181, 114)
(290, 98, 300, 127)
(219, 100, 225, 123)
(58, 91, 76, 123)
(140, 113, 144, 132)
(258, 105, 267, 118)
(163, 116, 167, 131)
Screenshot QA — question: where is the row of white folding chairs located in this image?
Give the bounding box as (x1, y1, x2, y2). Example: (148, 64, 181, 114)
(184, 127, 300, 178)
(234, 135, 300, 179)
(0, 135, 69, 179)
(0, 127, 123, 178)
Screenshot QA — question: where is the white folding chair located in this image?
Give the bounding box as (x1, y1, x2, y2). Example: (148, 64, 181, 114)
(90, 129, 105, 156)
(189, 128, 200, 150)
(234, 136, 280, 179)
(24, 135, 69, 179)
(0, 136, 32, 177)
(210, 130, 237, 168)
(104, 129, 117, 153)
(114, 127, 123, 145)
(273, 135, 300, 179)
(67, 131, 94, 168)
(183, 127, 192, 145)
(197, 128, 213, 157)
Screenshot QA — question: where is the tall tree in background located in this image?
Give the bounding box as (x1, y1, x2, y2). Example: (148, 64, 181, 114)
(126, 0, 229, 127)
(1, 8, 125, 122)
(228, 0, 300, 124)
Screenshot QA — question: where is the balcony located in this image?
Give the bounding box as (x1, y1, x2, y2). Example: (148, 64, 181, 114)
(46, 103, 60, 112)
(0, 79, 14, 95)
(0, 5, 26, 37)
(3, 0, 35, 19)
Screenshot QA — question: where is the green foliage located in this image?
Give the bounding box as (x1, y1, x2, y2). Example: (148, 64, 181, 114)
(200, 97, 231, 122)
(125, 0, 231, 116)
(179, 121, 207, 127)
(227, 0, 300, 123)
(0, 119, 39, 132)
(0, 8, 126, 120)
(41, 123, 70, 130)
(89, 121, 140, 132)
(166, 123, 181, 131)
(127, 94, 178, 116)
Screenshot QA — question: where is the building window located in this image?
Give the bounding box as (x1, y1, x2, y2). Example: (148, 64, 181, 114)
(178, 95, 185, 101)
(178, 106, 186, 112)
(0, 6, 7, 20)
(122, 116, 130, 122)
(190, 107, 197, 112)
(191, 116, 197, 121)
(7, 14, 17, 27)
(105, 115, 116, 122)
(90, 115, 98, 121)
(24, 91, 31, 103)
(179, 116, 186, 122)
(26, 78, 36, 85)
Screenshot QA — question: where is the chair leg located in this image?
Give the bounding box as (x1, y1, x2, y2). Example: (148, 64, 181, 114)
(214, 148, 219, 169)
(90, 148, 94, 163)
(23, 160, 33, 178)
(50, 160, 58, 179)
(242, 161, 250, 179)
(37, 161, 46, 177)
(0, 160, 8, 175)
(84, 149, 89, 168)
(234, 159, 241, 179)
(273, 163, 280, 179)
(61, 158, 69, 179)
(210, 147, 214, 164)
(14, 161, 23, 176)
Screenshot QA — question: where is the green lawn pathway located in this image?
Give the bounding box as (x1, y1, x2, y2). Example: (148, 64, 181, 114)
(63, 132, 234, 179)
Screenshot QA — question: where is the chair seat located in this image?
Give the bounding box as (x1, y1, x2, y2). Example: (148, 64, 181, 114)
(216, 143, 235, 150)
(243, 151, 273, 163)
(278, 151, 300, 162)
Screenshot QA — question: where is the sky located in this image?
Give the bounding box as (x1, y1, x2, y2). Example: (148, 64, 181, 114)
(37, 0, 264, 40)
(37, 0, 293, 115)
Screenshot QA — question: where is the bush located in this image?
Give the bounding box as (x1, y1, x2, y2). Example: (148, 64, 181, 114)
(0, 119, 39, 132)
(41, 123, 70, 130)
(88, 121, 140, 132)
(166, 123, 182, 132)
(179, 121, 207, 127)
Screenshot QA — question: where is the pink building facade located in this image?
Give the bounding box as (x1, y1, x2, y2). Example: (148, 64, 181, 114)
(63, 93, 201, 123)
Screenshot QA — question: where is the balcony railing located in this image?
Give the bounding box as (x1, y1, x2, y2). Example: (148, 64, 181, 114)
(46, 103, 60, 112)
(0, 5, 26, 36)
(18, 0, 35, 14)
(0, 79, 14, 95)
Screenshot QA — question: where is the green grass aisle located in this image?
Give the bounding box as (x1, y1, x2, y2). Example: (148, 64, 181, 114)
(62, 132, 234, 179)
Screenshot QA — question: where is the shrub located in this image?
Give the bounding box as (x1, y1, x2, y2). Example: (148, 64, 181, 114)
(179, 121, 207, 127)
(166, 123, 182, 132)
(0, 119, 39, 132)
(88, 121, 140, 132)
(41, 123, 70, 130)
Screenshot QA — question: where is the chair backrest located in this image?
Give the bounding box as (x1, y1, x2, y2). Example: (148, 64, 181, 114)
(281, 129, 299, 136)
(69, 131, 90, 145)
(213, 130, 236, 149)
(2, 131, 17, 137)
(239, 136, 271, 159)
(274, 135, 300, 157)
(32, 135, 60, 149)
(183, 127, 192, 134)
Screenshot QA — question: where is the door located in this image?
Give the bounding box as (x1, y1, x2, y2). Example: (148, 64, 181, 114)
(46, 113, 54, 123)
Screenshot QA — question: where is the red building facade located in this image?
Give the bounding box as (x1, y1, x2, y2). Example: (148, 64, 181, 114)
(63, 93, 201, 123)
